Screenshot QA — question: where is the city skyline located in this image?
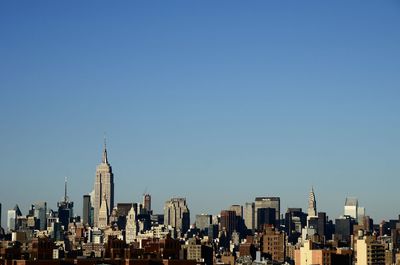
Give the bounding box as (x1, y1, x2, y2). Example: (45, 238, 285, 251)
(0, 140, 398, 228)
(1, 1, 400, 226)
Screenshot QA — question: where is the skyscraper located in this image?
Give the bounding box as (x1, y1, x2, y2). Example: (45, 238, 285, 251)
(143, 194, 151, 213)
(307, 187, 317, 218)
(244, 202, 255, 231)
(257, 208, 276, 230)
(317, 212, 326, 239)
(33, 201, 47, 231)
(229, 205, 243, 217)
(195, 214, 212, 232)
(164, 198, 190, 234)
(57, 178, 74, 228)
(82, 195, 91, 226)
(220, 210, 237, 235)
(344, 197, 358, 219)
(254, 197, 280, 225)
(126, 204, 138, 243)
(7, 204, 22, 232)
(93, 139, 114, 227)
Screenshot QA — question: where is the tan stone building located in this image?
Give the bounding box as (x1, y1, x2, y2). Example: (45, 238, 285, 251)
(356, 235, 385, 265)
(93, 140, 114, 227)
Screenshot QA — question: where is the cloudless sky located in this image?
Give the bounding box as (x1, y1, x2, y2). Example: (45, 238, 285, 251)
(1, 1, 400, 226)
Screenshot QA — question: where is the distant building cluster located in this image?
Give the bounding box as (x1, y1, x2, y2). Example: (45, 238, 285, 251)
(1, 142, 400, 265)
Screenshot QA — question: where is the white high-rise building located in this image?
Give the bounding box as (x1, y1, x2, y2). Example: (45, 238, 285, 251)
(344, 197, 358, 219)
(244, 202, 255, 231)
(126, 205, 138, 243)
(358, 207, 366, 224)
(93, 139, 114, 227)
(7, 204, 22, 232)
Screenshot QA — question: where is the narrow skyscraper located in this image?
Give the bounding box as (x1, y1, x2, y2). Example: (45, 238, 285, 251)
(143, 194, 151, 213)
(57, 177, 74, 228)
(33, 202, 47, 231)
(126, 205, 138, 243)
(93, 139, 114, 227)
(307, 187, 317, 218)
(244, 202, 255, 231)
(7, 204, 22, 232)
(82, 195, 91, 226)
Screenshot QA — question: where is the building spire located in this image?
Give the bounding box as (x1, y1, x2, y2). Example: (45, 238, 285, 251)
(102, 136, 108, 164)
(307, 186, 317, 218)
(64, 177, 69, 202)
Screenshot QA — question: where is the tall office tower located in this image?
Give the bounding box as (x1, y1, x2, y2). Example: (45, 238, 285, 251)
(307, 187, 317, 218)
(93, 140, 114, 227)
(195, 214, 212, 232)
(335, 216, 354, 243)
(257, 208, 276, 230)
(285, 208, 307, 244)
(230, 204, 245, 234)
(220, 210, 237, 235)
(358, 207, 366, 224)
(33, 202, 47, 230)
(7, 205, 22, 232)
(164, 198, 190, 233)
(57, 178, 74, 228)
(230, 205, 243, 217)
(244, 202, 255, 231)
(254, 197, 280, 225)
(344, 197, 358, 219)
(126, 205, 138, 243)
(317, 212, 326, 239)
(98, 195, 109, 229)
(143, 194, 151, 213)
(83, 195, 91, 226)
(363, 216, 374, 233)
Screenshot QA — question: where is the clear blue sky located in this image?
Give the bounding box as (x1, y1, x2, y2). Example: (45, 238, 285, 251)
(1, 1, 400, 227)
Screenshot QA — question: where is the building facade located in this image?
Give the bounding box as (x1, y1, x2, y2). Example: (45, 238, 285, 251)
(220, 210, 237, 235)
(57, 178, 73, 228)
(357, 234, 385, 265)
(143, 194, 151, 213)
(126, 204, 138, 243)
(254, 197, 280, 227)
(82, 195, 91, 226)
(195, 214, 212, 232)
(164, 198, 190, 234)
(93, 140, 114, 227)
(307, 187, 317, 219)
(244, 202, 255, 231)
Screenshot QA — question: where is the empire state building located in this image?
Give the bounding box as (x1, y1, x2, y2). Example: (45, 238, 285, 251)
(93, 140, 114, 227)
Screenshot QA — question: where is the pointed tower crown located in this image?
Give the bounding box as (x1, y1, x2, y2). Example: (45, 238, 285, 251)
(102, 137, 108, 164)
(64, 177, 69, 202)
(307, 186, 317, 217)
